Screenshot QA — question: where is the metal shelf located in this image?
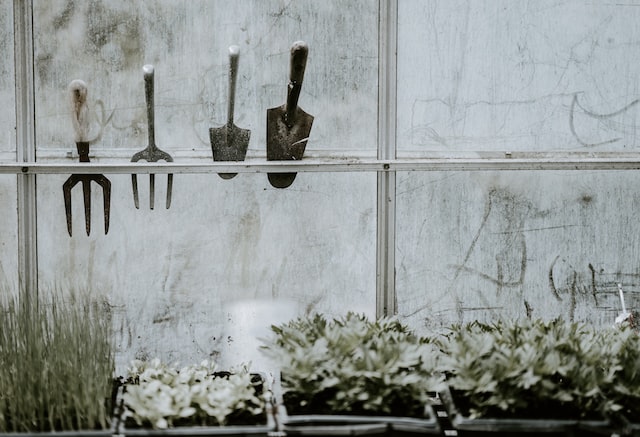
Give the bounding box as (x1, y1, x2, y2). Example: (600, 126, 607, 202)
(2, 157, 640, 175)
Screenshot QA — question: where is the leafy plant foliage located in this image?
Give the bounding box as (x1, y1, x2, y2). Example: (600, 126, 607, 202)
(261, 312, 443, 417)
(440, 319, 640, 420)
(594, 326, 640, 420)
(122, 359, 266, 429)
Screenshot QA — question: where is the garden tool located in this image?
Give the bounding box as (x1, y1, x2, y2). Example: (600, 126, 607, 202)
(131, 64, 173, 209)
(210, 45, 250, 180)
(615, 283, 634, 327)
(266, 41, 314, 189)
(63, 80, 111, 237)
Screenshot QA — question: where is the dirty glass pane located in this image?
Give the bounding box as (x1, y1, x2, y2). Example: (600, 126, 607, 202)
(32, 1, 379, 370)
(33, 1, 378, 158)
(396, 171, 640, 333)
(37, 172, 376, 371)
(397, 1, 640, 156)
(0, 2, 17, 293)
(0, 1, 15, 160)
(0, 176, 18, 292)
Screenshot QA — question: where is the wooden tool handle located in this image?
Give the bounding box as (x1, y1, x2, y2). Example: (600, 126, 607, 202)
(227, 45, 240, 126)
(143, 64, 156, 148)
(285, 41, 308, 125)
(289, 41, 308, 85)
(69, 79, 89, 143)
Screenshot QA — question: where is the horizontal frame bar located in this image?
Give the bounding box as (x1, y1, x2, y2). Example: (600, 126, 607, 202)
(3, 157, 640, 174)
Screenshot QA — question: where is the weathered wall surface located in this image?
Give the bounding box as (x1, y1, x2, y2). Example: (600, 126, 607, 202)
(396, 0, 640, 331)
(30, 1, 378, 372)
(1, 1, 17, 293)
(397, 0, 640, 154)
(3, 1, 640, 372)
(397, 171, 640, 329)
(33, 1, 378, 155)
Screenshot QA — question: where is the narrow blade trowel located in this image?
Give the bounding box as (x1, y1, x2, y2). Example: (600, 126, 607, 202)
(266, 41, 314, 188)
(210, 45, 251, 179)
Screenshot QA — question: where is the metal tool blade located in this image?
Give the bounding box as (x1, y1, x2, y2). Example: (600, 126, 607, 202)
(266, 105, 313, 188)
(210, 45, 250, 179)
(266, 41, 314, 189)
(210, 124, 251, 179)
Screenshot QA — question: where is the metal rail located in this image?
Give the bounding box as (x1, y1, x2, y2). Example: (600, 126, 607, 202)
(14, 0, 38, 301)
(377, 0, 398, 317)
(2, 157, 640, 175)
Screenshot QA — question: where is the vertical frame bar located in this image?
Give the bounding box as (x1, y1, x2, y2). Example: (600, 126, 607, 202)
(14, 0, 38, 302)
(376, 0, 398, 317)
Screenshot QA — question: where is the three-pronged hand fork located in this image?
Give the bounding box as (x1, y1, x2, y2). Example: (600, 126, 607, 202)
(63, 142, 111, 236)
(63, 79, 111, 237)
(131, 64, 173, 209)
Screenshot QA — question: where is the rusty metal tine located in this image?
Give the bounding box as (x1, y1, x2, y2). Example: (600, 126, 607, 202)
(82, 179, 92, 236)
(63, 176, 75, 237)
(132, 174, 140, 209)
(166, 174, 173, 209)
(99, 176, 111, 234)
(150, 173, 155, 210)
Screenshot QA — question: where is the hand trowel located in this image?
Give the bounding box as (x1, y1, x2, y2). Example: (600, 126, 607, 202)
(210, 45, 251, 179)
(266, 41, 314, 188)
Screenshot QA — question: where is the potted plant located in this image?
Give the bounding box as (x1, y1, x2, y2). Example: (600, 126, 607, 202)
(260, 312, 443, 436)
(438, 318, 613, 436)
(119, 358, 274, 436)
(578, 324, 640, 436)
(0, 291, 116, 435)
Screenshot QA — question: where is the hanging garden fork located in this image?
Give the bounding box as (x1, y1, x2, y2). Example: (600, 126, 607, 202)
(131, 64, 174, 209)
(63, 80, 111, 237)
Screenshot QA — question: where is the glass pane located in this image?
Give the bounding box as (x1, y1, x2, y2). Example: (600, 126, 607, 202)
(0, 1, 15, 159)
(1, 2, 17, 293)
(33, 0, 380, 371)
(37, 172, 376, 370)
(396, 171, 640, 332)
(0, 176, 18, 292)
(398, 1, 640, 156)
(34, 1, 378, 159)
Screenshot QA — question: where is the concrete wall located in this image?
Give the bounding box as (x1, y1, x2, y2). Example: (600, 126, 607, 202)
(3, 1, 640, 371)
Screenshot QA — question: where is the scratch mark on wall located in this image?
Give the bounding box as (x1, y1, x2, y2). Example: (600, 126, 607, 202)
(524, 300, 533, 319)
(548, 257, 602, 319)
(588, 263, 598, 305)
(406, 187, 532, 322)
(446, 190, 493, 297)
(494, 224, 581, 234)
(569, 270, 578, 321)
(152, 307, 174, 324)
(549, 255, 563, 302)
(409, 93, 576, 148)
(496, 259, 503, 297)
(569, 93, 639, 147)
(453, 238, 527, 288)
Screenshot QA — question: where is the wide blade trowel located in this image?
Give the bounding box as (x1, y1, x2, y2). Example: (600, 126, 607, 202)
(266, 41, 314, 188)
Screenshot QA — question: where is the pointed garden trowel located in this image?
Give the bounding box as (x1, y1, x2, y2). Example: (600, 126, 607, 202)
(266, 41, 314, 188)
(210, 45, 250, 179)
